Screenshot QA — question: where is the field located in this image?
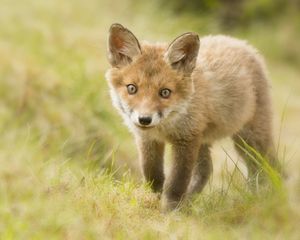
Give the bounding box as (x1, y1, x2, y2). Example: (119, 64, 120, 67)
(0, 0, 300, 239)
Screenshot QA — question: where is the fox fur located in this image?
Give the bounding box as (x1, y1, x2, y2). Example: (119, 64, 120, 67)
(105, 23, 279, 211)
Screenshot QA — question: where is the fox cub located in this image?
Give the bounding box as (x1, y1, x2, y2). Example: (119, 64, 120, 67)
(105, 24, 279, 211)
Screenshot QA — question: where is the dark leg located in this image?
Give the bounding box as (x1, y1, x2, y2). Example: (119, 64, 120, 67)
(161, 141, 199, 211)
(137, 138, 165, 192)
(187, 144, 213, 195)
(232, 124, 280, 187)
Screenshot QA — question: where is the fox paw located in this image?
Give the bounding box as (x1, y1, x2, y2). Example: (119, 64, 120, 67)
(161, 195, 181, 212)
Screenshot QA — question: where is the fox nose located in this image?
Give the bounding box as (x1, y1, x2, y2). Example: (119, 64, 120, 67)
(138, 116, 152, 126)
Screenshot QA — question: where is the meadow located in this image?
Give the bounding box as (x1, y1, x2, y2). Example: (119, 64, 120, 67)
(0, 0, 300, 239)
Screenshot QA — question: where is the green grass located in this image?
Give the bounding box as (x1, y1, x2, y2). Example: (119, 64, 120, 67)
(1, 132, 298, 239)
(1, 0, 300, 239)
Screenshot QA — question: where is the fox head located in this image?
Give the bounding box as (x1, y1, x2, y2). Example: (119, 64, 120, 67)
(105, 24, 200, 130)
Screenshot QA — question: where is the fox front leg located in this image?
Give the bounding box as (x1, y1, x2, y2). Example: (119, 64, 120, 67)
(136, 138, 165, 192)
(161, 141, 199, 212)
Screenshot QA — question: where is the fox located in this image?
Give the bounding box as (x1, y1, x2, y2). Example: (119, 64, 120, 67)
(105, 23, 280, 212)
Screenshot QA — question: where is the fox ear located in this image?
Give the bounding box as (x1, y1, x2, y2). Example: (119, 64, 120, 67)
(165, 33, 200, 74)
(107, 23, 141, 68)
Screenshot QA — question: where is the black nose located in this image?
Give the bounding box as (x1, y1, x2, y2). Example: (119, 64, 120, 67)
(138, 116, 152, 126)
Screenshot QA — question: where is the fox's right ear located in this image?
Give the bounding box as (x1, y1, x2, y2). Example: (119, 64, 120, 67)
(165, 32, 200, 74)
(107, 24, 141, 68)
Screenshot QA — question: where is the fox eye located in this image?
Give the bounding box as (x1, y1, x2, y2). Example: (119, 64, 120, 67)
(160, 88, 171, 98)
(127, 84, 137, 94)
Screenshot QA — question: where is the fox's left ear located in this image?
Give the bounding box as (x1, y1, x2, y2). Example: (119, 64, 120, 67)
(107, 23, 141, 68)
(165, 32, 200, 74)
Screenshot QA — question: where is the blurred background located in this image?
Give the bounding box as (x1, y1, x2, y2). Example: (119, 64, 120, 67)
(0, 0, 300, 236)
(1, 0, 299, 172)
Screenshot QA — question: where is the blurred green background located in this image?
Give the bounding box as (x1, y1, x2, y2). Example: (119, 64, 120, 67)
(0, 0, 300, 238)
(1, 0, 299, 170)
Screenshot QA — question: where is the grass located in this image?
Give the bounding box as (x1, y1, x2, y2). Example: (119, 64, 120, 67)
(1, 132, 298, 239)
(0, 0, 300, 239)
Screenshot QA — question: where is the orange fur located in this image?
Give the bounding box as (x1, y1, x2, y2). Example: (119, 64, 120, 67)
(106, 24, 279, 212)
